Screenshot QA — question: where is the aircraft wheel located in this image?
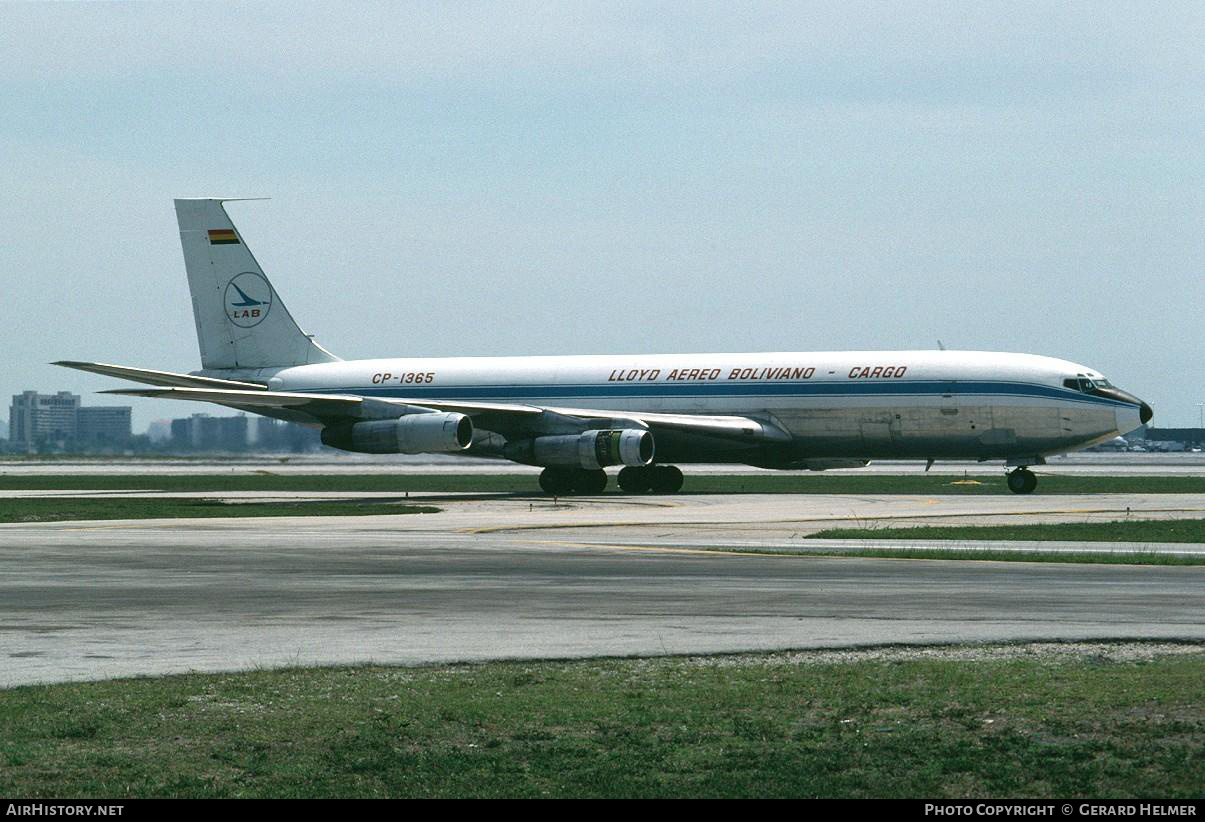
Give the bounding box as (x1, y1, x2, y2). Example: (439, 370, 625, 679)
(573, 468, 608, 495)
(617, 465, 652, 493)
(1006, 468, 1037, 494)
(649, 465, 684, 494)
(539, 466, 575, 496)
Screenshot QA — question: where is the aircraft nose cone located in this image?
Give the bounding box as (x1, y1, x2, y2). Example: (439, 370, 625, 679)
(1140, 402, 1153, 425)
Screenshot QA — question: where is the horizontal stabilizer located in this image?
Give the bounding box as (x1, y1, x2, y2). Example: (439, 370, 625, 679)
(103, 386, 355, 405)
(101, 386, 363, 425)
(54, 361, 268, 390)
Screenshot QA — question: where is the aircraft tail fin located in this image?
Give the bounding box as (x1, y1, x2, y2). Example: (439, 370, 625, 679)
(173, 198, 340, 371)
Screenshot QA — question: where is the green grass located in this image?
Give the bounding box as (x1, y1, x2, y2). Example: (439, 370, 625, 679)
(1, 648, 1201, 798)
(714, 518, 1205, 565)
(718, 547, 1204, 566)
(0, 498, 438, 523)
(0, 473, 1202, 495)
(812, 518, 1205, 544)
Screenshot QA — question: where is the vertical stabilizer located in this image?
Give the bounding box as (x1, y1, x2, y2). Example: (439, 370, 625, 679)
(174, 198, 339, 370)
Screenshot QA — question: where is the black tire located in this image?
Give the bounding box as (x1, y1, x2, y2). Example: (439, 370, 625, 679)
(648, 465, 684, 494)
(573, 468, 608, 495)
(617, 465, 651, 493)
(539, 466, 575, 496)
(1006, 468, 1037, 494)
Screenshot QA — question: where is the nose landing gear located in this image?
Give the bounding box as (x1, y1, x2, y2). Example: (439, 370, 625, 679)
(1006, 467, 1038, 494)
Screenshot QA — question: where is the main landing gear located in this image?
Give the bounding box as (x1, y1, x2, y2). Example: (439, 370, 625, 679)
(1006, 467, 1038, 494)
(617, 464, 684, 494)
(538, 466, 607, 496)
(537, 465, 685, 495)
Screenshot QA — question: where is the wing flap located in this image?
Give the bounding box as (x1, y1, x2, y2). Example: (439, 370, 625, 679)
(532, 406, 791, 443)
(384, 398, 544, 416)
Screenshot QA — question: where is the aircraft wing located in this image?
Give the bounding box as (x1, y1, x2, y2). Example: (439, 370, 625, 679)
(99, 385, 788, 444)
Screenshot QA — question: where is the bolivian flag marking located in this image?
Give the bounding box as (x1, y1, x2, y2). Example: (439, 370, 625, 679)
(208, 228, 240, 245)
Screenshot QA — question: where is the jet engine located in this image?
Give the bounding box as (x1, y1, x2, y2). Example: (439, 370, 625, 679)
(504, 429, 654, 469)
(321, 412, 473, 454)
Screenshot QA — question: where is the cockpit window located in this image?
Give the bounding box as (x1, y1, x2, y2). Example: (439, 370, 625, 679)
(1064, 376, 1114, 394)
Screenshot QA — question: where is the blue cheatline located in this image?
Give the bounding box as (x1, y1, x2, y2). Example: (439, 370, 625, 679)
(301, 380, 1130, 409)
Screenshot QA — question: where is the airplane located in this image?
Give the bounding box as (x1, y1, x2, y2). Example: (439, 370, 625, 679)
(56, 198, 1153, 496)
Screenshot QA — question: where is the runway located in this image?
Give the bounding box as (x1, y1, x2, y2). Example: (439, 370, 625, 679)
(2, 489, 1202, 688)
(3, 451, 1204, 475)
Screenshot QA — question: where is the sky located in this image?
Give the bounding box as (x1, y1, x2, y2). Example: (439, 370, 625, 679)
(1, 1, 1202, 430)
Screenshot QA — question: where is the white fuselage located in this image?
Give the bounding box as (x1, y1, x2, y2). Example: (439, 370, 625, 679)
(243, 349, 1142, 464)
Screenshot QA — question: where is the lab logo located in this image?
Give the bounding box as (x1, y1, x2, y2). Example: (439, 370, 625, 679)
(225, 272, 272, 328)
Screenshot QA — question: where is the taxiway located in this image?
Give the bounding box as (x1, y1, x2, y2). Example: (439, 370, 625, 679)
(2, 490, 1202, 687)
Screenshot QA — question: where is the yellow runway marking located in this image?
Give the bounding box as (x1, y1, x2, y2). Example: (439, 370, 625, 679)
(57, 522, 174, 532)
(524, 539, 781, 558)
(520, 539, 1086, 566)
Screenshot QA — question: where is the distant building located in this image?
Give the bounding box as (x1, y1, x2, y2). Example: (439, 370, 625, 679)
(77, 407, 133, 445)
(253, 417, 323, 452)
(1143, 428, 1204, 448)
(146, 419, 173, 443)
(168, 418, 189, 448)
(170, 413, 250, 452)
(10, 391, 79, 448)
(1087, 426, 1203, 452)
(8, 391, 132, 451)
(163, 414, 321, 453)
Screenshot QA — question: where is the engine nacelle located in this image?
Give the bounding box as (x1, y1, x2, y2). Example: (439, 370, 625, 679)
(505, 429, 654, 469)
(321, 412, 473, 454)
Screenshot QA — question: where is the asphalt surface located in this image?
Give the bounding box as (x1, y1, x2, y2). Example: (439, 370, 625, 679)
(2, 490, 1203, 687)
(3, 451, 1203, 475)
